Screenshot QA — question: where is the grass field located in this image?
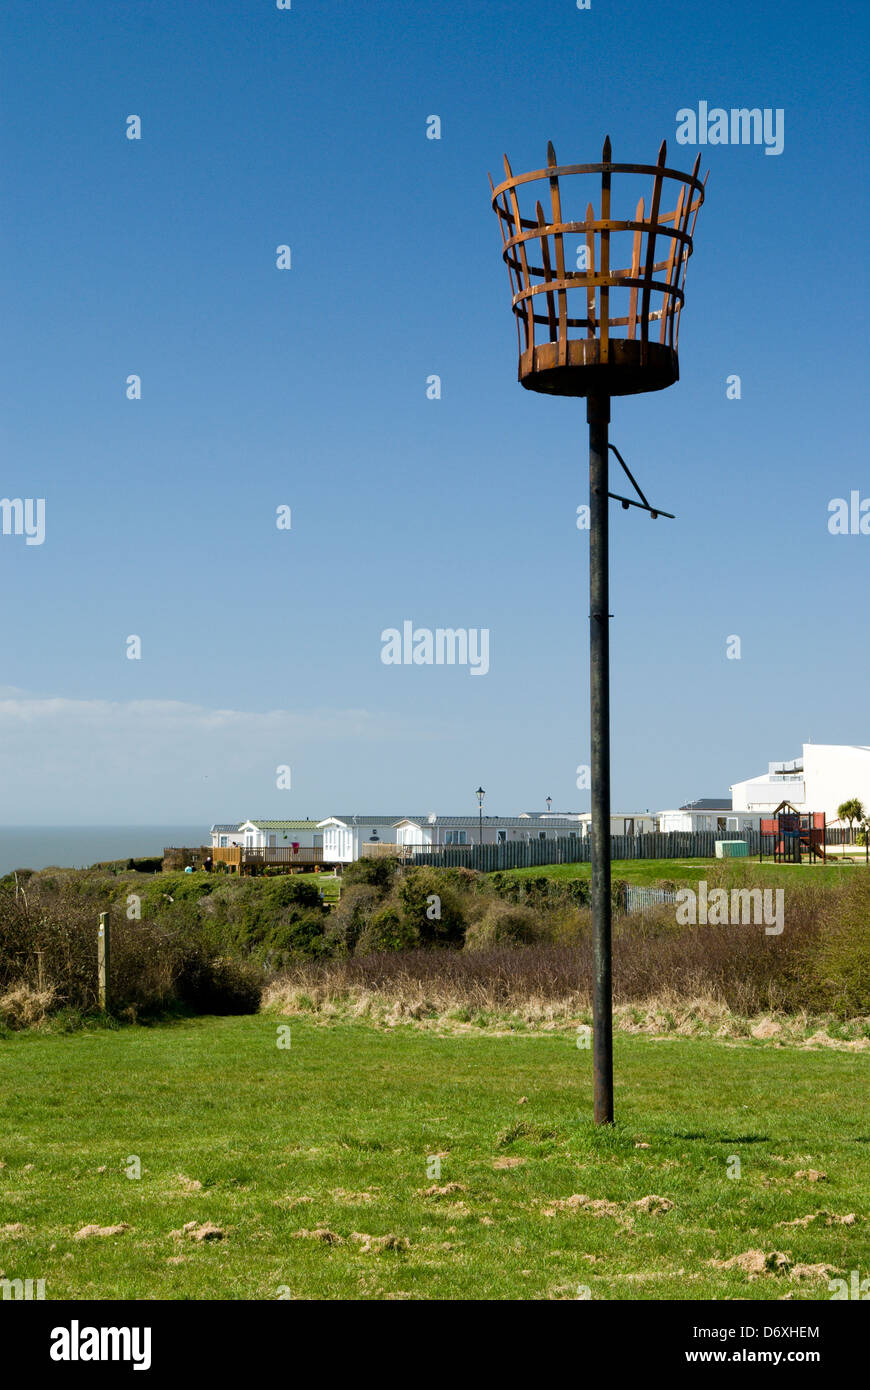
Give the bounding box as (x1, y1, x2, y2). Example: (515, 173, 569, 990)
(501, 857, 863, 888)
(2, 1014, 867, 1300)
(283, 856, 864, 899)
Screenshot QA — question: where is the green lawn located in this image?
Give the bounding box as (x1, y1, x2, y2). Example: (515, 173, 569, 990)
(1, 1015, 866, 1300)
(500, 857, 865, 888)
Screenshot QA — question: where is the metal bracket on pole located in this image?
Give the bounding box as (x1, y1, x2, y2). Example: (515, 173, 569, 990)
(607, 444, 675, 520)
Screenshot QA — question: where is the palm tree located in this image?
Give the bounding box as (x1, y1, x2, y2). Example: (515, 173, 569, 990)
(837, 798, 865, 847)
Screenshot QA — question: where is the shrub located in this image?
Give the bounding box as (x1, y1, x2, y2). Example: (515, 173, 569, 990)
(465, 901, 541, 950)
(175, 954, 263, 1015)
(343, 857, 398, 891)
(357, 908, 420, 955)
(0, 982, 56, 1030)
(269, 909, 330, 957)
(326, 884, 382, 955)
(263, 877, 324, 912)
(0, 870, 263, 1021)
(489, 873, 589, 910)
(396, 867, 467, 945)
(802, 879, 870, 1015)
(217, 874, 328, 956)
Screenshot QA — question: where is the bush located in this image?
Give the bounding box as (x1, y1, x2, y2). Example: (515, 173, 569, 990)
(326, 884, 382, 955)
(396, 867, 467, 945)
(217, 873, 328, 957)
(465, 901, 541, 950)
(343, 857, 398, 891)
(175, 954, 263, 1015)
(357, 907, 421, 954)
(802, 879, 870, 1015)
(269, 909, 331, 957)
(489, 872, 590, 910)
(7, 861, 868, 1026)
(0, 869, 263, 1021)
(263, 877, 324, 912)
(0, 982, 56, 1030)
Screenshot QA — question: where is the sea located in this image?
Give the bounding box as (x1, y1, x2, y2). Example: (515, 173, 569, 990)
(0, 827, 207, 877)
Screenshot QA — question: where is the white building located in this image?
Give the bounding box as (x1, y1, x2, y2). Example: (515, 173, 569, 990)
(656, 800, 761, 834)
(210, 820, 323, 850)
(317, 816, 408, 863)
(731, 744, 870, 822)
(210, 823, 244, 849)
(394, 815, 584, 849)
(317, 813, 590, 862)
(573, 812, 657, 837)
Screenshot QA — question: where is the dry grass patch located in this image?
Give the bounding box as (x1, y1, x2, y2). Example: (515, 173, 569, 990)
(169, 1221, 224, 1242)
(418, 1183, 467, 1199)
(349, 1232, 410, 1254)
(0, 983, 55, 1029)
(292, 1227, 343, 1245)
(74, 1223, 130, 1240)
(263, 972, 867, 1049)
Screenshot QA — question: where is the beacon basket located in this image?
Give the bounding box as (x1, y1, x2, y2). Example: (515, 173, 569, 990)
(490, 137, 706, 397)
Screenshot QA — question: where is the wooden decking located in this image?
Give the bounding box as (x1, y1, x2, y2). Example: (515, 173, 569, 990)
(210, 845, 325, 873)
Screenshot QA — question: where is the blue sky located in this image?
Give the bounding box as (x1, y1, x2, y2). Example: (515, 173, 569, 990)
(0, 0, 866, 825)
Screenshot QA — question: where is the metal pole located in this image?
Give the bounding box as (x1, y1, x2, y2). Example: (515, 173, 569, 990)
(588, 393, 613, 1125)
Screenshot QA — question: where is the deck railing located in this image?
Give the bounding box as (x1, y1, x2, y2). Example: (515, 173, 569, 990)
(211, 845, 323, 866)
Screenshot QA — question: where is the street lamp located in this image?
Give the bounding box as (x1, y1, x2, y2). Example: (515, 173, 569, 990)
(476, 786, 485, 846)
(546, 796, 552, 814)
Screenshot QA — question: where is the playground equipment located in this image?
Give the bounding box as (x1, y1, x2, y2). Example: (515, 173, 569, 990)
(759, 801, 826, 863)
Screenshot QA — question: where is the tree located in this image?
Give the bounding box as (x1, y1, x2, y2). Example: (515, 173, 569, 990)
(837, 798, 865, 845)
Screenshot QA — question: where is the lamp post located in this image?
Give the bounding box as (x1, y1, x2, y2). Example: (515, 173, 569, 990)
(476, 786, 485, 847)
(490, 138, 706, 1124)
(546, 796, 552, 814)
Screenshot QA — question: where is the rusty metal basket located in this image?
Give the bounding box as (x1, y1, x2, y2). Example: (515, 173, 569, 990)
(490, 137, 706, 397)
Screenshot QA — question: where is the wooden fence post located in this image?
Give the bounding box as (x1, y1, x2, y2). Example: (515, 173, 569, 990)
(98, 911, 110, 1011)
